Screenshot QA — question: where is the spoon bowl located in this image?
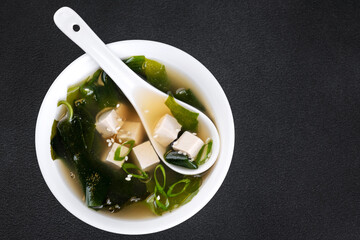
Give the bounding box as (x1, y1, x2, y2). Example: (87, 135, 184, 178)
(53, 7, 220, 175)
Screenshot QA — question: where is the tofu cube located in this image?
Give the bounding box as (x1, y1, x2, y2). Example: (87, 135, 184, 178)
(172, 131, 204, 158)
(131, 141, 160, 171)
(115, 103, 130, 121)
(153, 114, 182, 147)
(96, 109, 123, 138)
(105, 143, 129, 168)
(116, 121, 145, 145)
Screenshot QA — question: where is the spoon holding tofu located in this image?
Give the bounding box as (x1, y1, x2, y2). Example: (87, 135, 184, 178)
(53, 7, 220, 175)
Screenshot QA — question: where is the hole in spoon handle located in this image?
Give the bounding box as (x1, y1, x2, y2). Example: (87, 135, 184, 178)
(53, 7, 140, 97)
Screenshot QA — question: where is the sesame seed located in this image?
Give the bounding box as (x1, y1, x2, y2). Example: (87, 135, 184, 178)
(115, 126, 120, 131)
(144, 109, 149, 113)
(130, 197, 141, 202)
(118, 139, 123, 143)
(106, 198, 111, 205)
(116, 104, 120, 108)
(106, 127, 111, 131)
(106, 139, 110, 143)
(108, 142, 112, 147)
(178, 151, 183, 154)
(192, 132, 197, 136)
(125, 177, 131, 181)
(173, 141, 178, 145)
(156, 195, 160, 200)
(115, 204, 120, 209)
(125, 156, 128, 161)
(206, 138, 211, 143)
(153, 135, 158, 139)
(111, 138, 114, 143)
(182, 152, 187, 156)
(127, 174, 132, 178)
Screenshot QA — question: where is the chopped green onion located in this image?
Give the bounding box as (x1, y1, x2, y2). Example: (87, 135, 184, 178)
(167, 179, 191, 197)
(57, 100, 73, 121)
(195, 139, 213, 165)
(154, 164, 166, 192)
(154, 185, 170, 210)
(122, 163, 149, 180)
(114, 140, 135, 161)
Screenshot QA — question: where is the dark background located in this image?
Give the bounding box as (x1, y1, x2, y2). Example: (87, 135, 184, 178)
(2, 0, 360, 239)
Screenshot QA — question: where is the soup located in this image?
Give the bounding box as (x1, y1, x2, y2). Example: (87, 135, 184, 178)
(50, 56, 214, 217)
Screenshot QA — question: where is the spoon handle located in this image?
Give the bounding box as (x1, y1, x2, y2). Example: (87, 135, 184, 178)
(54, 7, 139, 95)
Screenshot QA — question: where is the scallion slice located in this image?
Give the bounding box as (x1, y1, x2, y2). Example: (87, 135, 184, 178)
(114, 140, 135, 161)
(195, 139, 213, 165)
(122, 163, 149, 180)
(167, 179, 191, 197)
(57, 100, 73, 121)
(154, 185, 170, 210)
(154, 164, 166, 192)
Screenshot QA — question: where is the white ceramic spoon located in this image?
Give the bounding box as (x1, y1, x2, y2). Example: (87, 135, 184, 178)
(53, 7, 220, 175)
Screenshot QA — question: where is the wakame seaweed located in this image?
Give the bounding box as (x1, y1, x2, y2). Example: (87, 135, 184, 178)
(164, 150, 198, 169)
(51, 82, 147, 209)
(174, 88, 205, 112)
(123, 56, 170, 92)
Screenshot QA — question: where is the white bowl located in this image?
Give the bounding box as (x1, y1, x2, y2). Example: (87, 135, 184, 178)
(35, 40, 235, 235)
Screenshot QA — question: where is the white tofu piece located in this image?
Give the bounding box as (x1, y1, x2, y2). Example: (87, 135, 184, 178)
(105, 143, 129, 168)
(115, 103, 130, 121)
(96, 109, 123, 138)
(153, 114, 182, 147)
(172, 131, 204, 158)
(116, 121, 145, 145)
(131, 141, 160, 171)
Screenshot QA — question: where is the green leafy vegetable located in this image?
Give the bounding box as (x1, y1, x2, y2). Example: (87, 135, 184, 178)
(144, 59, 170, 92)
(164, 150, 198, 169)
(123, 55, 146, 75)
(55, 101, 109, 207)
(165, 95, 199, 132)
(74, 100, 95, 149)
(78, 70, 124, 115)
(123, 56, 170, 92)
(174, 88, 205, 112)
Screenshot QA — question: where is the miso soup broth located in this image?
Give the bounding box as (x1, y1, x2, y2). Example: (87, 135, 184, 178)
(51, 56, 214, 219)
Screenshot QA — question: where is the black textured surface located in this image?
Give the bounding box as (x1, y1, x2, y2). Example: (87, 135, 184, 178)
(2, 0, 360, 239)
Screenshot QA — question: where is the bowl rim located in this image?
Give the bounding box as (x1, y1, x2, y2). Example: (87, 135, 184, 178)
(35, 39, 235, 235)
